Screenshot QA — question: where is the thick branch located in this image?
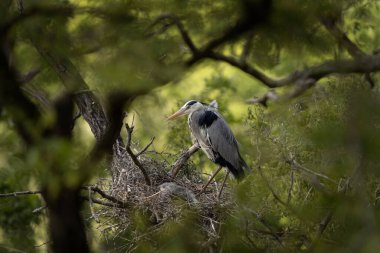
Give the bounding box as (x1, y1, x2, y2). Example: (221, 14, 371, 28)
(170, 143, 200, 177)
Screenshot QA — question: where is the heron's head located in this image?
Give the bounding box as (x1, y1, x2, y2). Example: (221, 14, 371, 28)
(167, 100, 205, 120)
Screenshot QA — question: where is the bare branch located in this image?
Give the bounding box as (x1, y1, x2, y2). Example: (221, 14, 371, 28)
(136, 137, 155, 157)
(0, 190, 42, 197)
(170, 143, 200, 177)
(286, 155, 337, 184)
(82, 185, 127, 207)
(33, 206, 47, 213)
(125, 123, 152, 186)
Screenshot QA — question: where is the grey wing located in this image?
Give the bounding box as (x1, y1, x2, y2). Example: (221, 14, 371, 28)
(205, 116, 241, 169)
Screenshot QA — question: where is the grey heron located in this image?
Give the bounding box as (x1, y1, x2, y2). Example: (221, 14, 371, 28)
(168, 100, 250, 188)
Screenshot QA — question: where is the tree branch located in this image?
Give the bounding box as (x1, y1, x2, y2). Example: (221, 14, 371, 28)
(136, 137, 155, 157)
(0, 190, 42, 197)
(321, 16, 375, 88)
(81, 185, 128, 207)
(286, 154, 337, 184)
(170, 143, 200, 177)
(321, 16, 365, 58)
(125, 123, 152, 186)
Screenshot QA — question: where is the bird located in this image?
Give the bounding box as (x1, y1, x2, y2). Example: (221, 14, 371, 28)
(167, 100, 250, 185)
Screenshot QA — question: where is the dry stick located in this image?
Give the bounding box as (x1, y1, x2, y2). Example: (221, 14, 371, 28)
(0, 190, 42, 197)
(81, 185, 126, 207)
(217, 171, 230, 200)
(200, 166, 223, 194)
(125, 123, 151, 186)
(0, 188, 125, 209)
(136, 137, 155, 157)
(287, 156, 337, 184)
(170, 143, 200, 177)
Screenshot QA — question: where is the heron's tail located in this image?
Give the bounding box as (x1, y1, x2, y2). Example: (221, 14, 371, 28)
(228, 155, 251, 180)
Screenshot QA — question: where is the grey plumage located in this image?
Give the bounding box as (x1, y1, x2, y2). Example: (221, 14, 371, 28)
(168, 100, 250, 179)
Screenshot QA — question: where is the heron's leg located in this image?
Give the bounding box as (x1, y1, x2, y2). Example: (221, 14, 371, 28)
(217, 170, 230, 199)
(200, 165, 223, 193)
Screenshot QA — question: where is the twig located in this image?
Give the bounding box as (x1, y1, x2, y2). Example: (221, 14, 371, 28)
(125, 123, 134, 149)
(0, 190, 42, 197)
(245, 208, 285, 247)
(287, 170, 294, 204)
(125, 123, 151, 186)
(286, 155, 337, 184)
(32, 206, 47, 213)
(170, 143, 200, 177)
(88, 187, 100, 222)
(200, 166, 223, 194)
(81, 185, 127, 207)
(136, 137, 155, 157)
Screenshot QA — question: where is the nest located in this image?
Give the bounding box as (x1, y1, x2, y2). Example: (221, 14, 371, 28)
(89, 146, 235, 248)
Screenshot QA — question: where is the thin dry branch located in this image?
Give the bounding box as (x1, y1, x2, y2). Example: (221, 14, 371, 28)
(286, 155, 337, 184)
(170, 143, 200, 177)
(82, 185, 127, 207)
(125, 123, 152, 186)
(0, 188, 128, 209)
(0, 190, 42, 197)
(136, 137, 155, 157)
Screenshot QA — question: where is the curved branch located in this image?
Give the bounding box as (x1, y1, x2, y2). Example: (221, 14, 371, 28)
(170, 143, 200, 177)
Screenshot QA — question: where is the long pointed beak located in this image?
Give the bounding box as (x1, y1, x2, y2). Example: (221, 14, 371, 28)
(167, 108, 187, 120)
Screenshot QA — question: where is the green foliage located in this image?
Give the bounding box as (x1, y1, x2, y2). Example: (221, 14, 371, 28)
(1, 0, 380, 252)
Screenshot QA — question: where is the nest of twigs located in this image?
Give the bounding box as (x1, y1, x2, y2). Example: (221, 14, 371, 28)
(88, 140, 235, 247)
